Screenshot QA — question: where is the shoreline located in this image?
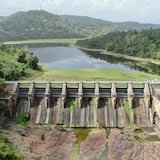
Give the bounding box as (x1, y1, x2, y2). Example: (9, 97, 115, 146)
(4, 39, 160, 65)
(78, 47, 160, 65)
(2, 41, 160, 81)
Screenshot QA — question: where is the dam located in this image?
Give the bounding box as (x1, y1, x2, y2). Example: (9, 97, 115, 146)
(1, 81, 160, 128)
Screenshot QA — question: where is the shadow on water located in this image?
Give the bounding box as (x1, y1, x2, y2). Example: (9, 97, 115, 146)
(85, 50, 160, 75)
(68, 128, 110, 160)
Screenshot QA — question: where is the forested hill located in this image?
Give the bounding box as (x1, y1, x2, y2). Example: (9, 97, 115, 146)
(77, 29, 160, 60)
(1, 10, 160, 41)
(0, 10, 114, 41)
(0, 10, 85, 41)
(62, 15, 160, 31)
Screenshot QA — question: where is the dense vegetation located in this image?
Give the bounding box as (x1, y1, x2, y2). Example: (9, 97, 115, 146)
(0, 43, 40, 80)
(1, 10, 160, 41)
(77, 29, 160, 59)
(0, 132, 24, 160)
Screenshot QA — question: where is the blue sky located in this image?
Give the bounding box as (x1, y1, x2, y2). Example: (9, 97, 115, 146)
(0, 0, 160, 24)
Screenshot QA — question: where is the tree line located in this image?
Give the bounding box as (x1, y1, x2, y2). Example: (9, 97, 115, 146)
(0, 43, 40, 80)
(77, 29, 160, 59)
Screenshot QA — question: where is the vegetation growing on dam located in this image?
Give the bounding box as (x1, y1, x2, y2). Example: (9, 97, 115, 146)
(14, 112, 31, 127)
(0, 43, 42, 80)
(77, 29, 160, 60)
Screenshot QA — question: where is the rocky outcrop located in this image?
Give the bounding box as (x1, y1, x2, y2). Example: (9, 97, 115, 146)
(108, 129, 160, 160)
(2, 122, 160, 160)
(28, 129, 76, 160)
(3, 124, 77, 160)
(80, 129, 107, 160)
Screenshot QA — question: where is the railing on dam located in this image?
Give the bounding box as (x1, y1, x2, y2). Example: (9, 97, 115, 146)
(3, 80, 151, 98)
(2, 80, 160, 128)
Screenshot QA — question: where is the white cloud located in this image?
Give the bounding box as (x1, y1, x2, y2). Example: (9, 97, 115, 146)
(0, 0, 160, 23)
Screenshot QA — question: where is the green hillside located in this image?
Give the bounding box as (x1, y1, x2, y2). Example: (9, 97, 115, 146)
(77, 29, 160, 60)
(0, 10, 84, 41)
(1, 10, 160, 41)
(0, 10, 117, 41)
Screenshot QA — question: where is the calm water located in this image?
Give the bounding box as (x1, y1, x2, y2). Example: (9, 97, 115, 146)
(29, 46, 160, 74)
(30, 46, 134, 70)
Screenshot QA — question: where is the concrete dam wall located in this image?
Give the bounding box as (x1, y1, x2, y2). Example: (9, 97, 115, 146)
(1, 81, 160, 128)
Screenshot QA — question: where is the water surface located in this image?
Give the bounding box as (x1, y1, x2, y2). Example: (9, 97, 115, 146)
(30, 46, 134, 70)
(30, 46, 160, 75)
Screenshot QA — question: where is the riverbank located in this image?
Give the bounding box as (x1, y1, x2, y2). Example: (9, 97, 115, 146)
(4, 39, 160, 66)
(3, 38, 83, 45)
(2, 41, 160, 81)
(78, 47, 160, 65)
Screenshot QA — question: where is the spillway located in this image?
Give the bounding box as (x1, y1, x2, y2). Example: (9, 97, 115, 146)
(1, 81, 160, 128)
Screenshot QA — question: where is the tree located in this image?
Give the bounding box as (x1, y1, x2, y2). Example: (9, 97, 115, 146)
(77, 29, 160, 60)
(25, 54, 39, 69)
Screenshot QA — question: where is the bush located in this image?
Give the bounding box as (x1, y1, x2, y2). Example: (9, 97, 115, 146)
(14, 112, 31, 127)
(0, 101, 6, 115)
(0, 133, 24, 160)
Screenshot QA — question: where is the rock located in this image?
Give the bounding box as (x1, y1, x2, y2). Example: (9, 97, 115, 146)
(108, 129, 160, 160)
(3, 122, 160, 160)
(3, 124, 77, 160)
(80, 129, 107, 160)
(143, 142, 160, 160)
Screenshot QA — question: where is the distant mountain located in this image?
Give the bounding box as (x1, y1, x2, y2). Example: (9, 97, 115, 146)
(115, 21, 160, 30)
(61, 15, 115, 36)
(62, 15, 160, 31)
(61, 15, 111, 25)
(0, 10, 160, 41)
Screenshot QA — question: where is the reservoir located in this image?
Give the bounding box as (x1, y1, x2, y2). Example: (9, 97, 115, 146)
(30, 46, 160, 74)
(30, 46, 134, 70)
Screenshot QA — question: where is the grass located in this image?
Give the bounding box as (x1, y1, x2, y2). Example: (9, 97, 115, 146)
(24, 67, 44, 80)
(34, 68, 160, 81)
(4, 38, 84, 45)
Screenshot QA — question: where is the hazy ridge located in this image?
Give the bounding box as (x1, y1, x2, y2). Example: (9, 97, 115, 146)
(0, 10, 160, 41)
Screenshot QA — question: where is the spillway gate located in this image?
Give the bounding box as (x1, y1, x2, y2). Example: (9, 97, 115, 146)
(1, 81, 160, 128)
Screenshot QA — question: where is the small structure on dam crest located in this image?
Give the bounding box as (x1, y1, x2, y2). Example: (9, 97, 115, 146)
(1, 81, 160, 128)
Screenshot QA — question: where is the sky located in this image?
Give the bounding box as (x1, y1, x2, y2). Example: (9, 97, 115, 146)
(0, 0, 160, 24)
